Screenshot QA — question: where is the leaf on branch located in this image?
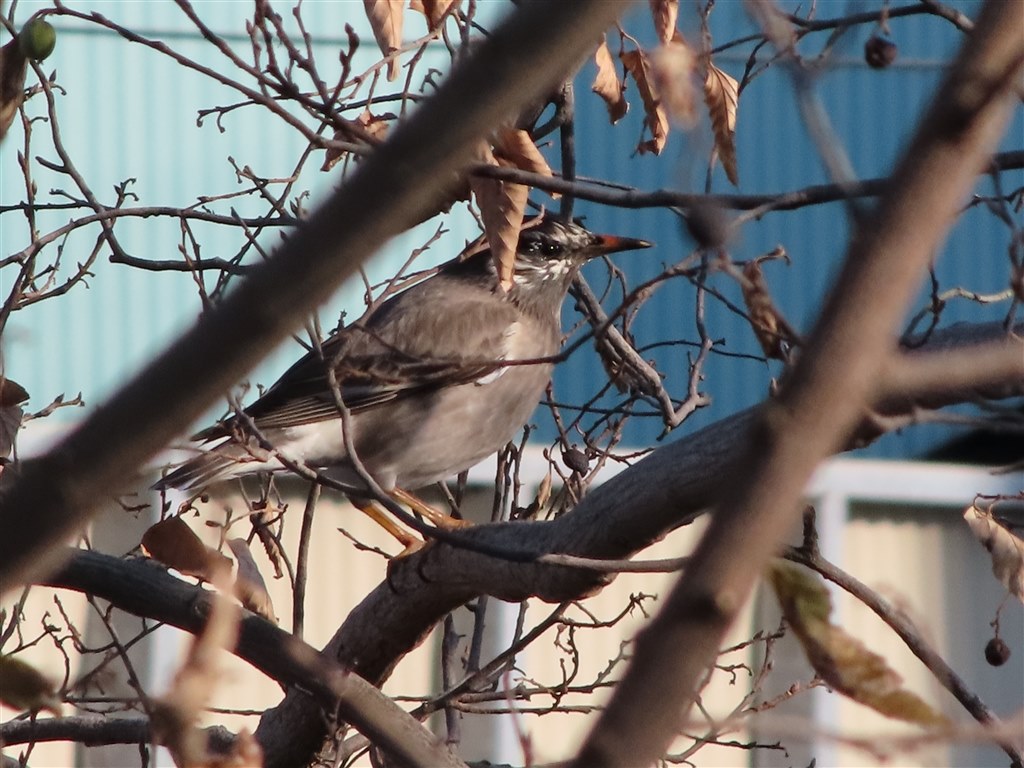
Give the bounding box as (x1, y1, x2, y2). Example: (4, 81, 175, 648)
(704, 62, 740, 185)
(741, 259, 800, 360)
(322, 110, 393, 171)
(650, 39, 698, 129)
(470, 128, 552, 292)
(141, 516, 232, 583)
(621, 48, 669, 155)
(408, 0, 455, 31)
(0, 654, 61, 715)
(0, 16, 56, 141)
(227, 538, 277, 623)
(964, 504, 1024, 602)
(363, 0, 404, 81)
(648, 0, 679, 46)
(0, 38, 28, 141)
(592, 35, 627, 124)
(0, 377, 28, 460)
(768, 561, 949, 727)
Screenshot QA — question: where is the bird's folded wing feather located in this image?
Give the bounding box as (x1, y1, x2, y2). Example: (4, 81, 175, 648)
(194, 288, 524, 439)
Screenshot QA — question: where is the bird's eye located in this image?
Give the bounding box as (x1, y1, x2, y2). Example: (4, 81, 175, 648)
(542, 242, 560, 256)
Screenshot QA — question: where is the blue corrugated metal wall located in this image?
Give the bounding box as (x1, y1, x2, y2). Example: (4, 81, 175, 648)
(1, 1, 489, 434)
(2, 1, 1019, 459)
(550, 0, 1022, 458)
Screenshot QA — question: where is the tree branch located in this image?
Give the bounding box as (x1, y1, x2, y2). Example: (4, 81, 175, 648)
(571, 2, 1024, 765)
(253, 318, 1023, 767)
(40, 550, 466, 768)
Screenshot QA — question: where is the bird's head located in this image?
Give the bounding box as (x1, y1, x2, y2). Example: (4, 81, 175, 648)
(459, 218, 651, 316)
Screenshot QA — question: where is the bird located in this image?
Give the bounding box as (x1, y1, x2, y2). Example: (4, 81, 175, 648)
(154, 217, 651, 552)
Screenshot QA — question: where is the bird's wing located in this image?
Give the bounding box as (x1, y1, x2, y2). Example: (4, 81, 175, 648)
(195, 285, 526, 438)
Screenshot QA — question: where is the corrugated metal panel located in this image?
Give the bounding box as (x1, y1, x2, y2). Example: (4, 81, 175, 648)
(2, 1, 1019, 461)
(545, 0, 1021, 458)
(1, 1, 485, 436)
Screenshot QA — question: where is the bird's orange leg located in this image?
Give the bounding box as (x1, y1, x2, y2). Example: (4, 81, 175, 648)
(351, 499, 425, 558)
(390, 488, 473, 530)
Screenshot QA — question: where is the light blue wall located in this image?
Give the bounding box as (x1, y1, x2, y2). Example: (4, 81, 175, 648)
(1, 1, 490, 435)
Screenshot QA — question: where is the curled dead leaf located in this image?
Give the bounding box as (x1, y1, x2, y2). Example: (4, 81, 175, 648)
(648, 0, 679, 47)
(0, 654, 62, 715)
(322, 110, 393, 171)
(621, 48, 669, 155)
(741, 260, 800, 360)
(650, 40, 698, 129)
(408, 0, 455, 31)
(964, 504, 1024, 602)
(704, 63, 740, 185)
(0, 377, 28, 459)
(768, 561, 948, 727)
(363, 0, 404, 81)
(227, 538, 277, 623)
(142, 516, 232, 583)
(469, 132, 542, 292)
(592, 36, 627, 124)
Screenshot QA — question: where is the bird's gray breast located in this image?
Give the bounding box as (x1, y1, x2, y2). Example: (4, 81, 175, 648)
(342, 314, 559, 491)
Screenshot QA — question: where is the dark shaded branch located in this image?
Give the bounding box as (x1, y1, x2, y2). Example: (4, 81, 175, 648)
(41, 550, 466, 768)
(253, 318, 1024, 767)
(572, 3, 1024, 765)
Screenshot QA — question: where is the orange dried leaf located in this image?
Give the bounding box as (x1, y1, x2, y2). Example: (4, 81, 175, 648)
(363, 0, 404, 81)
(964, 504, 1024, 602)
(142, 517, 231, 582)
(0, 377, 28, 459)
(592, 36, 627, 124)
(621, 48, 669, 155)
(650, 40, 698, 129)
(649, 0, 679, 46)
(468, 141, 525, 293)
(704, 63, 740, 185)
(494, 127, 552, 178)
(0, 38, 27, 142)
(0, 654, 61, 715)
(409, 0, 454, 31)
(227, 538, 277, 622)
(768, 562, 949, 727)
(741, 261, 799, 360)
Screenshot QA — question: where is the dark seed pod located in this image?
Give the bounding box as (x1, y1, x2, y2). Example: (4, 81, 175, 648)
(864, 35, 898, 70)
(984, 637, 1010, 667)
(562, 447, 590, 474)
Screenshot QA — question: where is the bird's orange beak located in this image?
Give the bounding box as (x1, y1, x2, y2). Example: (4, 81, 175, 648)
(592, 234, 653, 256)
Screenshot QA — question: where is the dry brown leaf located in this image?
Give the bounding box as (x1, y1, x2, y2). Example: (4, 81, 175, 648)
(741, 260, 800, 360)
(649, 0, 679, 46)
(0, 654, 62, 715)
(0, 377, 28, 460)
(141, 516, 232, 582)
(964, 504, 1024, 602)
(469, 137, 528, 292)
(226, 538, 277, 623)
(0, 38, 28, 142)
(408, 0, 454, 31)
(592, 35, 627, 124)
(494, 126, 552, 178)
(650, 40, 698, 129)
(769, 561, 949, 727)
(704, 63, 740, 185)
(363, 0, 404, 81)
(321, 111, 393, 171)
(621, 48, 669, 155)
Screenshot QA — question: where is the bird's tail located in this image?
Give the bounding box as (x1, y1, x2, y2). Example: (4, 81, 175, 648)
(152, 441, 264, 493)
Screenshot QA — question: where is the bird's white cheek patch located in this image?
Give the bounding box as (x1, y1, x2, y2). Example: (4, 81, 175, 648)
(473, 320, 522, 385)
